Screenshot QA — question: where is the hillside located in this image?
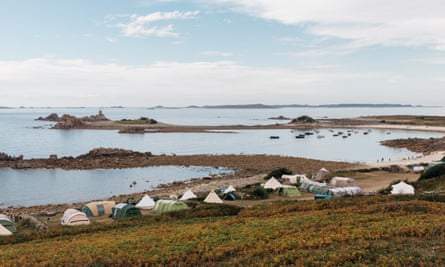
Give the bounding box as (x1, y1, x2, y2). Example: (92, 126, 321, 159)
(1, 196, 445, 266)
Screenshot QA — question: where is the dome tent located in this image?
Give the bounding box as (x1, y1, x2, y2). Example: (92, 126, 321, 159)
(152, 200, 189, 214)
(0, 224, 12, 236)
(112, 203, 142, 220)
(0, 214, 17, 233)
(81, 201, 116, 217)
(61, 209, 90, 226)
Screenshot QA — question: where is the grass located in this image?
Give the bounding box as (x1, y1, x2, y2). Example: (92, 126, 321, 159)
(2, 197, 445, 266)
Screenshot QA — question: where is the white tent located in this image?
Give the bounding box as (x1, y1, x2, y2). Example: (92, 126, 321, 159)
(204, 191, 223, 204)
(413, 166, 425, 173)
(316, 168, 329, 180)
(136, 194, 155, 210)
(61, 209, 90, 226)
(0, 224, 12, 236)
(223, 185, 236, 194)
(179, 189, 198, 201)
(263, 177, 282, 190)
(328, 186, 364, 197)
(391, 181, 415, 195)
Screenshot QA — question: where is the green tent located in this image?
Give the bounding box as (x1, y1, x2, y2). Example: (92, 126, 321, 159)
(152, 200, 189, 214)
(112, 203, 141, 220)
(279, 186, 301, 197)
(0, 214, 17, 233)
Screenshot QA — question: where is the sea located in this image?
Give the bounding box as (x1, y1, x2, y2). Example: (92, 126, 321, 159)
(0, 106, 444, 207)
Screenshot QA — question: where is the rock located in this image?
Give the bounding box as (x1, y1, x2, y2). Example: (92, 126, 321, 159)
(268, 115, 291, 120)
(36, 113, 59, 121)
(76, 148, 148, 159)
(53, 114, 86, 129)
(80, 110, 109, 122)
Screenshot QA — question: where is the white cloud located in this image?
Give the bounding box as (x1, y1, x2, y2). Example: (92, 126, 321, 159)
(0, 57, 393, 106)
(112, 10, 199, 38)
(205, 0, 445, 50)
(200, 50, 233, 57)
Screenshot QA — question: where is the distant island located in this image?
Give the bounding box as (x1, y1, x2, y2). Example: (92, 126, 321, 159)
(183, 103, 421, 109)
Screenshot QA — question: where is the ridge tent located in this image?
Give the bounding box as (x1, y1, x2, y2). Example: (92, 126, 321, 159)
(329, 177, 357, 188)
(279, 185, 301, 197)
(135, 194, 155, 210)
(152, 200, 189, 214)
(0, 214, 17, 233)
(391, 181, 415, 195)
(81, 201, 116, 217)
(179, 189, 197, 201)
(0, 224, 12, 236)
(204, 191, 223, 204)
(61, 209, 90, 226)
(263, 177, 282, 190)
(112, 203, 142, 220)
(223, 185, 236, 194)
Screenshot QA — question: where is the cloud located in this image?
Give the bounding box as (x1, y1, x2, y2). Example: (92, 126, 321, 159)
(205, 0, 445, 50)
(110, 10, 199, 38)
(200, 50, 233, 57)
(0, 57, 391, 106)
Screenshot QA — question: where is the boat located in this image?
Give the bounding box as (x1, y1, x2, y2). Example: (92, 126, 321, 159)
(269, 136, 280, 139)
(317, 135, 325, 139)
(295, 134, 305, 139)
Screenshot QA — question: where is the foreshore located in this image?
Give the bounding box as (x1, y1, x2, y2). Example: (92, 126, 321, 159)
(3, 114, 445, 214)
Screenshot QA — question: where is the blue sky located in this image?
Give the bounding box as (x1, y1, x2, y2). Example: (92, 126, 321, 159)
(1, 0, 444, 107)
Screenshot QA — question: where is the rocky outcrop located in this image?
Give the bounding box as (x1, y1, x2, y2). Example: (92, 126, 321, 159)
(36, 113, 59, 121)
(81, 110, 109, 122)
(53, 115, 86, 129)
(268, 115, 291, 120)
(0, 152, 23, 161)
(381, 137, 445, 153)
(76, 148, 151, 159)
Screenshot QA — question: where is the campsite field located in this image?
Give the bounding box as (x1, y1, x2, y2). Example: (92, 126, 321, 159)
(1, 196, 445, 266)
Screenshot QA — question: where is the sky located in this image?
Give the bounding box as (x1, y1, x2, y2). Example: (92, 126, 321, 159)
(1, 0, 445, 107)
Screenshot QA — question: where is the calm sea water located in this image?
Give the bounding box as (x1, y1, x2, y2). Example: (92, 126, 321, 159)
(0, 106, 444, 206)
(0, 166, 233, 208)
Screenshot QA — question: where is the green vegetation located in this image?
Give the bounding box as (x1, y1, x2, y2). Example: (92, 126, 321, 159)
(2, 197, 445, 266)
(290, 115, 316, 124)
(119, 117, 157, 124)
(264, 167, 292, 179)
(419, 163, 445, 180)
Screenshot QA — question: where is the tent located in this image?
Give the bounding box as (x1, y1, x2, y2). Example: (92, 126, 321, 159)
(112, 203, 142, 220)
(279, 185, 301, 197)
(263, 177, 282, 190)
(179, 189, 197, 201)
(223, 185, 236, 194)
(0, 224, 12, 236)
(329, 177, 357, 188)
(135, 194, 155, 210)
(391, 181, 415, 195)
(413, 166, 425, 173)
(299, 177, 329, 194)
(61, 209, 90, 226)
(281, 174, 307, 184)
(315, 168, 329, 180)
(152, 200, 189, 214)
(328, 186, 364, 197)
(0, 214, 17, 233)
(204, 191, 223, 204)
(81, 201, 116, 217)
